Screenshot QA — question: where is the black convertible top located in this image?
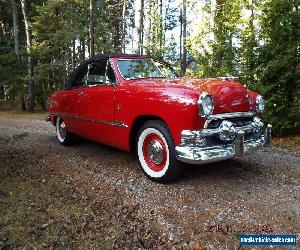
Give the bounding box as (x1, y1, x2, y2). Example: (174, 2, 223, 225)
(64, 54, 150, 89)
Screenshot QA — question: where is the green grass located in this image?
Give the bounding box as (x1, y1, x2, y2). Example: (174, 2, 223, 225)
(272, 135, 300, 149)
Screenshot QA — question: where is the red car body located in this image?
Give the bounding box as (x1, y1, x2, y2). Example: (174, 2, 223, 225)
(48, 54, 271, 183)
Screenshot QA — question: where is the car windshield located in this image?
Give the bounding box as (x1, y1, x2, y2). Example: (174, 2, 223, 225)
(117, 59, 177, 80)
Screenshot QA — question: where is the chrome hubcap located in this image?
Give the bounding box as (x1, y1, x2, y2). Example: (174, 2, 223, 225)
(147, 140, 164, 164)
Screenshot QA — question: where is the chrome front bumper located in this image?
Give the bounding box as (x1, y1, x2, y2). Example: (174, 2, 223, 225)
(175, 124, 272, 165)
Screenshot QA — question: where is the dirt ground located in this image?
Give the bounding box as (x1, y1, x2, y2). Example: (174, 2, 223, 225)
(0, 111, 299, 249)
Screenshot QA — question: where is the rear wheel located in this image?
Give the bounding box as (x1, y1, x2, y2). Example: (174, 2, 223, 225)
(56, 117, 77, 146)
(137, 120, 182, 183)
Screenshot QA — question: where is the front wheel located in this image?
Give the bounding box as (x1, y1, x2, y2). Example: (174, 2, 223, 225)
(137, 120, 182, 183)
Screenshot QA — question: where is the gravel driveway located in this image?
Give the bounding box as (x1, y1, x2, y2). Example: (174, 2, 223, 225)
(0, 112, 299, 249)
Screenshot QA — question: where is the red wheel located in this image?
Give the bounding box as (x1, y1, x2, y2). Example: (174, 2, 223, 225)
(142, 133, 167, 172)
(137, 120, 182, 183)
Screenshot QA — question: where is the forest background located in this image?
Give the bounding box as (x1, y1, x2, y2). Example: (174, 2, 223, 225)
(0, 0, 299, 135)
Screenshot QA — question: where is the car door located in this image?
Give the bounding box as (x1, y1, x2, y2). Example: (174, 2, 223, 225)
(75, 59, 117, 146)
(62, 64, 89, 134)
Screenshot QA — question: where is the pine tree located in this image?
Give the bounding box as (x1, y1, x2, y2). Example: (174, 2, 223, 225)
(257, 0, 300, 135)
(180, 0, 187, 75)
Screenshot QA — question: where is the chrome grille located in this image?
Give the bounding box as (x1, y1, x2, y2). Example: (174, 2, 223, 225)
(206, 117, 254, 129)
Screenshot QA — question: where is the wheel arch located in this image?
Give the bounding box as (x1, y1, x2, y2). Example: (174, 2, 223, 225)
(129, 115, 168, 152)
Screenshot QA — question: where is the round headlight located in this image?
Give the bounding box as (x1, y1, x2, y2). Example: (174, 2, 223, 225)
(198, 92, 214, 117)
(256, 95, 265, 113)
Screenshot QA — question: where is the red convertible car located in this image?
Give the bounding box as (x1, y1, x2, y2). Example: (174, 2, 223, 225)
(47, 54, 272, 183)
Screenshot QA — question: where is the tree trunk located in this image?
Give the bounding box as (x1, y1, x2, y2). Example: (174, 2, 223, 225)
(81, 37, 85, 60)
(11, 0, 21, 67)
(248, 0, 255, 82)
(163, 0, 168, 46)
(210, 0, 216, 39)
(181, 0, 187, 75)
(112, 0, 122, 53)
(139, 0, 144, 55)
(133, 0, 144, 54)
(72, 38, 76, 69)
(121, 0, 127, 53)
(159, 0, 163, 50)
(133, 0, 141, 54)
(89, 0, 95, 57)
(20, 0, 34, 112)
(211, 0, 220, 74)
(145, 0, 153, 51)
(11, 0, 24, 112)
(179, 8, 182, 62)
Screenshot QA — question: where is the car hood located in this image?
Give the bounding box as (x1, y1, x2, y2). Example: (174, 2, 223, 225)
(154, 77, 251, 113)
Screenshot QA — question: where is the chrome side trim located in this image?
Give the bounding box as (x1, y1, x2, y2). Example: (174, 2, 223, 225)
(115, 120, 129, 128)
(50, 113, 128, 128)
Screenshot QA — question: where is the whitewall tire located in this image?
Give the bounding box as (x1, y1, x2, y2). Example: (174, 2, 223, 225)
(56, 117, 77, 146)
(137, 120, 182, 183)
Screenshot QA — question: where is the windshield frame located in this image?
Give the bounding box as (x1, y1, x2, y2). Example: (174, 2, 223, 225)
(116, 58, 177, 80)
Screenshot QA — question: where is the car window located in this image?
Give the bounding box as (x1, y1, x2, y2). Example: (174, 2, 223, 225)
(87, 60, 107, 84)
(153, 61, 178, 78)
(86, 60, 117, 85)
(117, 59, 163, 80)
(72, 59, 117, 88)
(106, 62, 116, 83)
(73, 65, 88, 88)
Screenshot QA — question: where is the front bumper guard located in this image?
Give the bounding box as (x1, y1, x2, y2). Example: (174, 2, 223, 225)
(175, 124, 272, 165)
